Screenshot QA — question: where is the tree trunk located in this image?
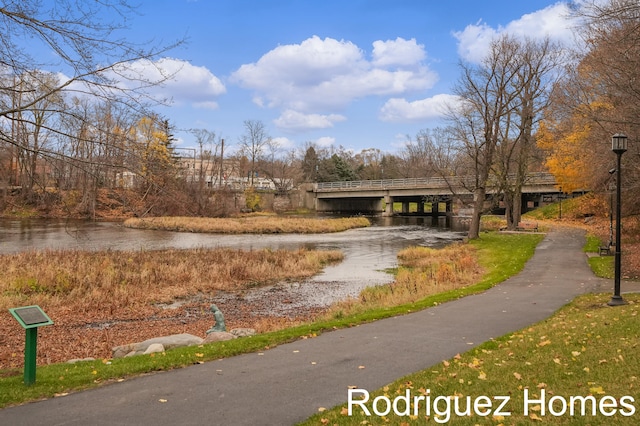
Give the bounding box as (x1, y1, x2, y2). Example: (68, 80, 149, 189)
(468, 187, 486, 239)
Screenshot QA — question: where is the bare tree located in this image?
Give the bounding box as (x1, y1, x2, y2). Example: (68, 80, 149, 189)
(0, 0, 180, 210)
(494, 38, 561, 229)
(449, 35, 529, 239)
(258, 139, 301, 194)
(8, 71, 64, 201)
(238, 120, 270, 187)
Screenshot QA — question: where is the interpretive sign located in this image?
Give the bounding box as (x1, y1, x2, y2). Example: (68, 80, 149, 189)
(9, 306, 54, 329)
(8, 305, 54, 385)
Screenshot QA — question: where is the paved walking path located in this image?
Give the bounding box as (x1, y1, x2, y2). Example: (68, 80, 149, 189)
(1, 227, 637, 425)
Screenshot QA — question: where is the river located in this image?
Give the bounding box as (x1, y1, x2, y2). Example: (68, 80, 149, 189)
(0, 216, 468, 311)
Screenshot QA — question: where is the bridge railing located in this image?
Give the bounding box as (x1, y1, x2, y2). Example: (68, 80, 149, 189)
(315, 172, 556, 191)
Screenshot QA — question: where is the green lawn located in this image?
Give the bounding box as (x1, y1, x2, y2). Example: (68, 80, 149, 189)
(301, 293, 640, 425)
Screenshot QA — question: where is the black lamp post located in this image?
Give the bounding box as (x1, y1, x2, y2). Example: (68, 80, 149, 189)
(608, 133, 627, 306)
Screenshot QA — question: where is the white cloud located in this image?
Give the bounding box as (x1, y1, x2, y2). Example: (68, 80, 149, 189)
(454, 3, 577, 63)
(379, 94, 462, 123)
(193, 101, 220, 109)
(372, 37, 426, 67)
(269, 136, 295, 150)
(111, 57, 226, 107)
(230, 35, 437, 119)
(274, 110, 346, 132)
(316, 136, 336, 147)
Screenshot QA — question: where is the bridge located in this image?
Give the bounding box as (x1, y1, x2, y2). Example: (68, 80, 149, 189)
(308, 172, 563, 217)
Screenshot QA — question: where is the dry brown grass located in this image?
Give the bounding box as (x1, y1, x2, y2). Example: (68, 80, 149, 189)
(0, 248, 343, 314)
(0, 248, 343, 368)
(324, 243, 483, 318)
(123, 215, 370, 234)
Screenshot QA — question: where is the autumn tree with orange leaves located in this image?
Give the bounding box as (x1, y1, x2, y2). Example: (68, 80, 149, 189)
(539, 0, 640, 213)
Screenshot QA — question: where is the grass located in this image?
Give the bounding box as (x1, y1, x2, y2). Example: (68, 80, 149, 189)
(582, 234, 615, 279)
(323, 243, 482, 318)
(302, 293, 640, 425)
(0, 232, 542, 409)
(123, 215, 371, 234)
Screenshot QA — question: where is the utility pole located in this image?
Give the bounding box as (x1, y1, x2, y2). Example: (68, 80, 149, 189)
(219, 138, 224, 187)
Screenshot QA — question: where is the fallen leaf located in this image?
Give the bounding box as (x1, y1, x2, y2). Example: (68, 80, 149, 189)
(358, 365, 366, 369)
(159, 399, 167, 403)
(513, 372, 522, 380)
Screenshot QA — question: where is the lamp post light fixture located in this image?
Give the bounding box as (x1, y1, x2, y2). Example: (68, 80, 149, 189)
(608, 133, 628, 306)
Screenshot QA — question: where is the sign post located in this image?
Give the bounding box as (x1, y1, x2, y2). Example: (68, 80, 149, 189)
(8, 305, 54, 385)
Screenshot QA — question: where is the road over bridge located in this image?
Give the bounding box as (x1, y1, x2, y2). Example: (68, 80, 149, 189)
(309, 172, 564, 216)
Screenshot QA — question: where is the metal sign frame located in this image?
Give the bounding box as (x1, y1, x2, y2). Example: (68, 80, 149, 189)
(8, 305, 54, 385)
(9, 305, 54, 329)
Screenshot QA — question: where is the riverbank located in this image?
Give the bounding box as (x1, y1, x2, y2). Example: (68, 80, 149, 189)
(0, 230, 542, 408)
(0, 248, 343, 370)
(6, 227, 628, 425)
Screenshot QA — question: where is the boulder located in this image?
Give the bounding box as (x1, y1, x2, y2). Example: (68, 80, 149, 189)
(202, 331, 236, 343)
(67, 357, 96, 364)
(112, 333, 203, 358)
(230, 328, 256, 337)
(143, 343, 165, 355)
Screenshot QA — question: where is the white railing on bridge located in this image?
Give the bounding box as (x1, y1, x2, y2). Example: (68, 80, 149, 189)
(315, 172, 556, 191)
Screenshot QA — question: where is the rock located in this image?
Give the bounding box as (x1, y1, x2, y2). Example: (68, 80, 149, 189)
(67, 357, 96, 364)
(112, 333, 204, 358)
(230, 328, 256, 337)
(202, 331, 236, 343)
(112, 345, 136, 359)
(143, 343, 165, 354)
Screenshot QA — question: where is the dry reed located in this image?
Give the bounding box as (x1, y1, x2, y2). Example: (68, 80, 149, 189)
(123, 216, 370, 234)
(0, 248, 343, 319)
(324, 243, 482, 318)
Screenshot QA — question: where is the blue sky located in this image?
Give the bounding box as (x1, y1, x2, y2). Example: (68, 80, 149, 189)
(102, 0, 583, 154)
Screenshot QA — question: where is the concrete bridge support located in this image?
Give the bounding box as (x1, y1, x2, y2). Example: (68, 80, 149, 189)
(430, 201, 440, 218)
(384, 195, 393, 216)
(316, 197, 384, 214)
